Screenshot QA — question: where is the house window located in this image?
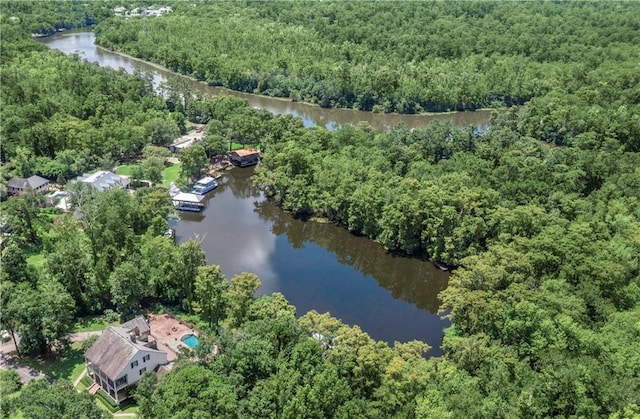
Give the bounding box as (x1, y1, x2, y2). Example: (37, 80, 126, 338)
(131, 360, 138, 368)
(139, 367, 146, 376)
(143, 354, 150, 362)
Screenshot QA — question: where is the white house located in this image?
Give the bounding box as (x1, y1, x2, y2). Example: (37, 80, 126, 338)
(75, 171, 130, 192)
(84, 317, 168, 404)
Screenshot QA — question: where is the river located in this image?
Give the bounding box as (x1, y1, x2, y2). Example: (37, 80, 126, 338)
(41, 30, 480, 354)
(41, 30, 491, 131)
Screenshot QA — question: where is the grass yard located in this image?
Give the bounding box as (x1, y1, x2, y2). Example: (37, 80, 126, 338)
(24, 243, 45, 268)
(20, 342, 85, 382)
(73, 315, 119, 333)
(115, 162, 141, 176)
(162, 163, 183, 187)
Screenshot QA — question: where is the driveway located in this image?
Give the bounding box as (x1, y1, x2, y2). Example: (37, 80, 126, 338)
(0, 351, 46, 384)
(0, 330, 103, 384)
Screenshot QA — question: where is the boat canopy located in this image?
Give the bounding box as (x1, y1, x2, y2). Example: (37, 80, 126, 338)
(172, 192, 205, 203)
(196, 176, 216, 185)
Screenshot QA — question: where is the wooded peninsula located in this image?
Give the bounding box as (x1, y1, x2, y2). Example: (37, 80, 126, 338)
(1, 1, 639, 418)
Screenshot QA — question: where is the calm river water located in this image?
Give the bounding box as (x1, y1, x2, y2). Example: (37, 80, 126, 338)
(42, 30, 488, 353)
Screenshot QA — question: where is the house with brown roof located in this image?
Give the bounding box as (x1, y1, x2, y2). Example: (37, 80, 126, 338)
(229, 147, 261, 167)
(7, 175, 50, 196)
(84, 316, 168, 404)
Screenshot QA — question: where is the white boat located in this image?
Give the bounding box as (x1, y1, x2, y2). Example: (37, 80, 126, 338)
(191, 176, 218, 194)
(172, 192, 205, 212)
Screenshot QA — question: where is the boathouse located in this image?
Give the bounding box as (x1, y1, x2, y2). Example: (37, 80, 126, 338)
(172, 192, 205, 212)
(229, 148, 260, 167)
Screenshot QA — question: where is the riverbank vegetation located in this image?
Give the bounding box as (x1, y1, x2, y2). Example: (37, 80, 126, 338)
(1, 4, 639, 418)
(93, 1, 640, 118)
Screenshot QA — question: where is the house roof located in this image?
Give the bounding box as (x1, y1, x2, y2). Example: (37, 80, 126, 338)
(231, 148, 260, 157)
(76, 171, 130, 192)
(120, 316, 150, 336)
(7, 175, 49, 190)
(85, 318, 165, 380)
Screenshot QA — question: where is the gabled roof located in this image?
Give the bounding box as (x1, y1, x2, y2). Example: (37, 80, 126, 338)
(120, 316, 150, 335)
(7, 175, 49, 190)
(85, 322, 165, 380)
(76, 171, 130, 192)
(231, 148, 260, 157)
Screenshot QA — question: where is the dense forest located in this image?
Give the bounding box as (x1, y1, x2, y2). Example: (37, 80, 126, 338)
(92, 1, 640, 117)
(1, 1, 640, 418)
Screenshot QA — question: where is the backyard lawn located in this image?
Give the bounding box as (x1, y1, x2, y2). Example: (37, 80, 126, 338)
(115, 163, 140, 177)
(162, 163, 182, 186)
(24, 244, 45, 268)
(20, 342, 85, 382)
(73, 314, 119, 333)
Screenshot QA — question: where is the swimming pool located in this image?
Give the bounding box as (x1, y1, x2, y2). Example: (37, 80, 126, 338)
(181, 334, 199, 349)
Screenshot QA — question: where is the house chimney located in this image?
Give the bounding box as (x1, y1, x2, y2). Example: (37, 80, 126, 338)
(130, 331, 137, 343)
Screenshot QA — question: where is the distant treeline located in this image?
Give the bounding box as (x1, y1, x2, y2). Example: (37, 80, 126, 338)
(91, 1, 640, 116)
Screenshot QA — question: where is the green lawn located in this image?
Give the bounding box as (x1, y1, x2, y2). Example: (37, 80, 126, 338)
(20, 343, 85, 382)
(24, 243, 45, 268)
(115, 163, 141, 176)
(162, 163, 183, 186)
(72, 315, 119, 333)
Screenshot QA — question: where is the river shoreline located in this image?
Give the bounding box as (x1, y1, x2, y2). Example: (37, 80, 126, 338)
(42, 29, 455, 351)
(40, 28, 494, 131)
(97, 45, 496, 120)
(99, 46, 506, 117)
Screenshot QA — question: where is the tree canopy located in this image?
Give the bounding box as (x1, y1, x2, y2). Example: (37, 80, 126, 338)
(0, 2, 639, 417)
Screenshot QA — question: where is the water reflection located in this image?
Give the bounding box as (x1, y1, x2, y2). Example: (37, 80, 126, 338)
(43, 30, 454, 350)
(171, 167, 450, 350)
(253, 200, 448, 314)
(41, 30, 492, 132)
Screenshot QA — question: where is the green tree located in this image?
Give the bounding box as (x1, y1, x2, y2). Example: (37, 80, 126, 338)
(6, 279, 74, 355)
(0, 243, 33, 284)
(0, 370, 21, 397)
(145, 118, 180, 146)
(134, 371, 158, 419)
(179, 144, 208, 181)
(3, 189, 46, 244)
(226, 272, 262, 327)
(177, 240, 207, 311)
(142, 156, 165, 185)
(10, 379, 107, 419)
(44, 216, 93, 308)
(148, 364, 238, 419)
(109, 260, 149, 319)
(193, 265, 228, 329)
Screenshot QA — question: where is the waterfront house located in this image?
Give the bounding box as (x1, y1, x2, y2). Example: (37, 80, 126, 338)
(84, 316, 168, 404)
(75, 171, 130, 192)
(229, 148, 260, 167)
(7, 175, 50, 196)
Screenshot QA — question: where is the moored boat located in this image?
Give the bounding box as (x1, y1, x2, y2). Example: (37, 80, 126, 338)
(191, 176, 218, 194)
